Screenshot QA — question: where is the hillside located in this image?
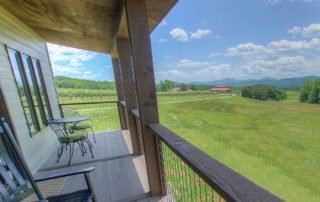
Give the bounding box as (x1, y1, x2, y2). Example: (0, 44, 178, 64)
(55, 76, 115, 90)
(189, 76, 319, 87)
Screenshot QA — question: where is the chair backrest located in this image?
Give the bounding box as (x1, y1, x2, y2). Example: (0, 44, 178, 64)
(48, 120, 70, 142)
(0, 118, 44, 201)
(63, 108, 80, 118)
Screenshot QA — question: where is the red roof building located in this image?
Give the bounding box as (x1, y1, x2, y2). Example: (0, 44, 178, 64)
(171, 87, 181, 92)
(209, 86, 232, 93)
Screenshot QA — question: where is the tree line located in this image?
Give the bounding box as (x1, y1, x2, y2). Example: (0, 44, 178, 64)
(241, 85, 287, 101)
(300, 78, 320, 104)
(55, 76, 116, 90)
(156, 80, 213, 91)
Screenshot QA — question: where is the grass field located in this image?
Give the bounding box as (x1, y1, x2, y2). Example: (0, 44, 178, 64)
(158, 93, 319, 201)
(57, 89, 224, 104)
(57, 89, 319, 200)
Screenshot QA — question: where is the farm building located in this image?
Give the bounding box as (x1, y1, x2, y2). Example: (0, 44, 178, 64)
(209, 85, 232, 93)
(0, 1, 282, 201)
(171, 87, 181, 92)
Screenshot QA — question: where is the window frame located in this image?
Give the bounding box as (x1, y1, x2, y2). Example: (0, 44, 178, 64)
(33, 59, 53, 120)
(6, 45, 53, 136)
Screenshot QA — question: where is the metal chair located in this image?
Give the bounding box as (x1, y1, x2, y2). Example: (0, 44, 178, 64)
(64, 108, 96, 143)
(48, 120, 94, 165)
(0, 118, 97, 202)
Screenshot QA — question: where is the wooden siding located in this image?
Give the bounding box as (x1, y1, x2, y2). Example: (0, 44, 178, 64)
(0, 6, 60, 174)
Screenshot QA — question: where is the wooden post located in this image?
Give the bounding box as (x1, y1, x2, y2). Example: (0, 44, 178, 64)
(117, 38, 142, 155)
(112, 58, 127, 130)
(125, 0, 164, 196)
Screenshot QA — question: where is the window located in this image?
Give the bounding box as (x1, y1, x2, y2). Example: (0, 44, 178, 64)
(7, 48, 52, 136)
(31, 58, 53, 121)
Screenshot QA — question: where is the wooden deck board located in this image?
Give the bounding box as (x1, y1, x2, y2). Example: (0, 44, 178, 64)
(34, 130, 156, 202)
(38, 130, 133, 171)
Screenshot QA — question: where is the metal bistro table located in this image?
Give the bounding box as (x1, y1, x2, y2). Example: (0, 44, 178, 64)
(51, 117, 90, 124)
(48, 117, 94, 165)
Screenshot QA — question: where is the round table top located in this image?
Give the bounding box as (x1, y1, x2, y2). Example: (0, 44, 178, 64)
(48, 117, 89, 124)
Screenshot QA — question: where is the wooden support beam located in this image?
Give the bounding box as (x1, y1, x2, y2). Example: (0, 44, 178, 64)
(117, 38, 142, 155)
(125, 0, 164, 196)
(112, 58, 128, 130)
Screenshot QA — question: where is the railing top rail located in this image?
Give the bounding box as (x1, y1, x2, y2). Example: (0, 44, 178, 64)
(130, 109, 139, 118)
(59, 101, 118, 106)
(148, 123, 284, 202)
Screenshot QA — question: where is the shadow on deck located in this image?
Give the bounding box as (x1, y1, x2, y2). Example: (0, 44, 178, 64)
(33, 130, 152, 202)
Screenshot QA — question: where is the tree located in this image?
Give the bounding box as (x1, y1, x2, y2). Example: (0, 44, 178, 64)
(308, 78, 320, 103)
(180, 83, 187, 91)
(190, 84, 196, 90)
(241, 85, 286, 101)
(299, 79, 313, 103)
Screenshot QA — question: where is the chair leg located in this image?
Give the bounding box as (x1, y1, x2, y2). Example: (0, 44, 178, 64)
(57, 144, 64, 162)
(90, 127, 96, 143)
(68, 143, 75, 165)
(81, 141, 87, 153)
(77, 142, 85, 156)
(86, 139, 94, 158)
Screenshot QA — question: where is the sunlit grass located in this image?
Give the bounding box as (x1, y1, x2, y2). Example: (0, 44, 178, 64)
(159, 96, 320, 201)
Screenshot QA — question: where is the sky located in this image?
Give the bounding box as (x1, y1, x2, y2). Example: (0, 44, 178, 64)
(47, 0, 320, 83)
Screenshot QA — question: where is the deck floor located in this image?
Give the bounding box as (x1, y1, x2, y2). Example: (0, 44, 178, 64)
(34, 130, 152, 202)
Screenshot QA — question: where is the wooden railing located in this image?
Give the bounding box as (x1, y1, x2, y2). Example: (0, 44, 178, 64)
(148, 124, 284, 201)
(130, 108, 144, 155)
(115, 102, 283, 201)
(59, 101, 121, 132)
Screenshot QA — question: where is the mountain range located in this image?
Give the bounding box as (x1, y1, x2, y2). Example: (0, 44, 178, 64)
(189, 76, 319, 87)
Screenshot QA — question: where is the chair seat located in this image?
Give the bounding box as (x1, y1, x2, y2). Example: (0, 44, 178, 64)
(46, 189, 92, 202)
(59, 132, 87, 143)
(73, 123, 92, 130)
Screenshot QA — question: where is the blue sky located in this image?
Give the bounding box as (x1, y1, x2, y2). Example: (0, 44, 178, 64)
(48, 0, 320, 83)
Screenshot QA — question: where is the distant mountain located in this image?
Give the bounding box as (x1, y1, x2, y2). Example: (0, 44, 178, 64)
(188, 76, 319, 87)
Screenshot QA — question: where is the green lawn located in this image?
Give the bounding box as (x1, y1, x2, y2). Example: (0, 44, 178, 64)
(57, 89, 319, 201)
(159, 96, 320, 201)
(57, 88, 223, 104)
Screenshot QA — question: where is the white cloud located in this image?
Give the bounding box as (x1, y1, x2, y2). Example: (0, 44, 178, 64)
(52, 65, 81, 76)
(301, 24, 320, 37)
(288, 24, 320, 38)
(158, 38, 167, 42)
(239, 56, 320, 78)
(226, 43, 269, 59)
(267, 0, 282, 5)
(288, 26, 302, 35)
(208, 52, 223, 58)
(47, 43, 98, 79)
(47, 43, 95, 64)
(170, 28, 188, 41)
(226, 38, 320, 59)
(82, 73, 102, 80)
(267, 0, 317, 4)
(156, 69, 191, 80)
(177, 59, 211, 68)
(194, 64, 233, 78)
(190, 29, 211, 39)
(159, 20, 167, 27)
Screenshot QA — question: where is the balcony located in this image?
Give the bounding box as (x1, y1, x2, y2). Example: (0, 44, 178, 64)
(21, 100, 283, 202)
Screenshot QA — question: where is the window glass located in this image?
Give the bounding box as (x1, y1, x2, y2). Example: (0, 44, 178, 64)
(21, 55, 46, 127)
(8, 50, 38, 134)
(32, 58, 52, 120)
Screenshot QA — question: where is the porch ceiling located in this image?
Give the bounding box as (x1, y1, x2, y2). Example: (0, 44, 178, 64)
(0, 0, 178, 54)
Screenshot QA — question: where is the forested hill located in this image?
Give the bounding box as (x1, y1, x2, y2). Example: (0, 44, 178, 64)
(55, 76, 116, 90)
